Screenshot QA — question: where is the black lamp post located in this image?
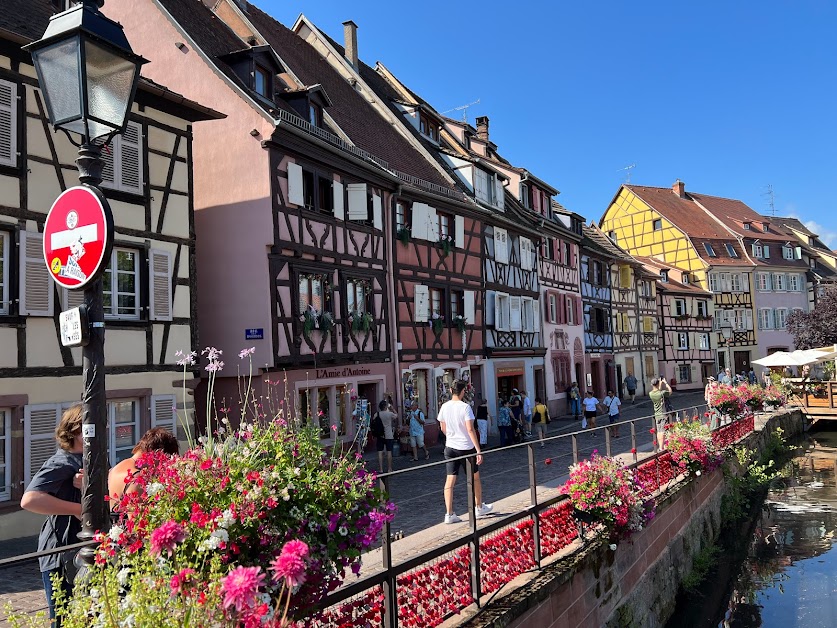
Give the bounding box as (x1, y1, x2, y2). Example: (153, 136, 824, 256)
(720, 322, 734, 375)
(24, 0, 146, 572)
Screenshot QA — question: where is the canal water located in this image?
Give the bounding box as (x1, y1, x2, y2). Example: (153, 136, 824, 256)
(667, 427, 837, 628)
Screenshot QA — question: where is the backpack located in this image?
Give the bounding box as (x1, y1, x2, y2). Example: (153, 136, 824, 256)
(371, 413, 385, 439)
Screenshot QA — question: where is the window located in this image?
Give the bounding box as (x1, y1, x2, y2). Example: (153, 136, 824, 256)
(0, 79, 17, 168)
(0, 408, 9, 501)
(697, 300, 708, 317)
(438, 212, 451, 238)
(709, 273, 720, 293)
(762, 222, 769, 233)
(757, 272, 771, 291)
(640, 281, 652, 298)
(419, 113, 439, 141)
(100, 121, 143, 194)
(308, 102, 321, 127)
(474, 169, 503, 208)
(682, 273, 690, 285)
(549, 294, 557, 323)
(731, 273, 742, 292)
(782, 246, 794, 260)
(788, 274, 800, 291)
(762, 245, 770, 258)
(396, 201, 410, 230)
(103, 248, 140, 319)
(299, 385, 350, 440)
(758, 308, 773, 330)
(752, 243, 763, 258)
(592, 307, 609, 333)
(645, 355, 656, 379)
(564, 242, 572, 266)
(810, 258, 817, 270)
(673, 299, 686, 316)
(298, 273, 328, 314)
(593, 261, 604, 286)
(773, 273, 786, 291)
(643, 316, 654, 333)
(660, 270, 669, 283)
(254, 65, 269, 97)
(775, 308, 788, 329)
(608, 231, 618, 244)
(450, 289, 463, 320)
(109, 400, 139, 464)
(725, 244, 739, 258)
(566, 297, 576, 325)
(346, 279, 370, 314)
(699, 333, 710, 350)
(653, 219, 662, 231)
(542, 237, 554, 261)
(703, 243, 717, 257)
(0, 231, 8, 315)
(430, 287, 443, 317)
(677, 333, 689, 350)
(743, 222, 751, 231)
(495, 292, 510, 331)
(678, 365, 692, 383)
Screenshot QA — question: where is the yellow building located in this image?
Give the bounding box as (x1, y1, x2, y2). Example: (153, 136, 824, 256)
(601, 182, 758, 376)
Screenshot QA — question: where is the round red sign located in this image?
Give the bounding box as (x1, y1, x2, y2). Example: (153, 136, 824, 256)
(43, 185, 114, 290)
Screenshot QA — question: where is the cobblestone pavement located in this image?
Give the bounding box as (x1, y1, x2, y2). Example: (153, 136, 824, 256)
(0, 392, 708, 623)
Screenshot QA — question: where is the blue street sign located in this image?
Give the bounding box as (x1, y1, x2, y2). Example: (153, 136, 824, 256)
(245, 328, 264, 340)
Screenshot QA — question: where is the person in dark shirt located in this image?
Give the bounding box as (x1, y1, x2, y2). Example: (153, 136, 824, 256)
(21, 405, 84, 626)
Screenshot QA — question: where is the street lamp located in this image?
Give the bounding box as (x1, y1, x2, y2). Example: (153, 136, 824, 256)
(24, 0, 146, 573)
(720, 321, 734, 377)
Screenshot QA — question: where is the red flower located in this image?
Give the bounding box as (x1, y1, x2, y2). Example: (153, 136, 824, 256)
(649, 428, 656, 434)
(544, 458, 552, 466)
(631, 448, 637, 454)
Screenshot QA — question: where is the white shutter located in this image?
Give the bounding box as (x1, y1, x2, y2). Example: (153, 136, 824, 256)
(372, 194, 382, 230)
(533, 299, 541, 332)
(521, 297, 532, 331)
(0, 79, 17, 167)
(485, 290, 495, 326)
(414, 284, 429, 322)
(61, 287, 86, 311)
(510, 296, 522, 331)
(24, 404, 61, 486)
(426, 206, 439, 241)
(149, 249, 172, 321)
(151, 394, 178, 434)
(455, 215, 465, 249)
(494, 291, 504, 330)
(287, 162, 304, 206)
(763, 246, 770, 259)
(118, 121, 142, 194)
(520, 237, 533, 270)
(332, 181, 344, 220)
(494, 177, 505, 209)
(463, 290, 475, 325)
(745, 309, 753, 331)
(494, 228, 509, 264)
(347, 183, 368, 220)
(411, 203, 428, 240)
(19, 231, 54, 316)
(100, 140, 116, 188)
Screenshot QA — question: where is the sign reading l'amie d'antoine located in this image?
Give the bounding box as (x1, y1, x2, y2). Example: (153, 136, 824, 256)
(315, 367, 372, 379)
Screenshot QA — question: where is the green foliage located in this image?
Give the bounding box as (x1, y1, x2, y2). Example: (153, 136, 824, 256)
(350, 310, 373, 334)
(431, 316, 444, 335)
(721, 428, 788, 524)
(681, 544, 721, 592)
(396, 226, 410, 245)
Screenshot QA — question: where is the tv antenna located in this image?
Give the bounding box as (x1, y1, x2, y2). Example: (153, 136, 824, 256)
(617, 163, 636, 183)
(764, 184, 777, 217)
(442, 98, 481, 123)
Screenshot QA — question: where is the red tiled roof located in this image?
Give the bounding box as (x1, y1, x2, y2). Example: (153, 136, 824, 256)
(688, 192, 789, 242)
(625, 185, 732, 239)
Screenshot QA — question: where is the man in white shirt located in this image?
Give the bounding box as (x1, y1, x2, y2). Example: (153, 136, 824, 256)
(439, 380, 493, 524)
(602, 390, 622, 438)
(522, 390, 533, 438)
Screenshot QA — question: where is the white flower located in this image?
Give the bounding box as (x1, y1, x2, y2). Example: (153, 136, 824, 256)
(108, 525, 124, 542)
(281, 488, 290, 501)
(609, 544, 617, 551)
(211, 528, 229, 543)
(117, 567, 131, 587)
(294, 467, 301, 476)
(90, 587, 100, 599)
(217, 509, 235, 529)
(146, 482, 164, 497)
(339, 526, 349, 537)
(696, 470, 702, 476)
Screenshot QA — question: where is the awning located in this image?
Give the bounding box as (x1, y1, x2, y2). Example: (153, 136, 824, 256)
(496, 367, 524, 377)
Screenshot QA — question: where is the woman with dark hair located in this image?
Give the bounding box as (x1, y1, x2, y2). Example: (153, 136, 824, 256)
(108, 427, 180, 504)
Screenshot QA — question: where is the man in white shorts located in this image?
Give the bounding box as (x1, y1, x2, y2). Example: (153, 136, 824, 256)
(439, 380, 493, 524)
(408, 401, 429, 461)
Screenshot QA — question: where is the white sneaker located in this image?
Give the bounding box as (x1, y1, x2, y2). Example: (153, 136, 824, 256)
(444, 513, 463, 524)
(475, 503, 494, 518)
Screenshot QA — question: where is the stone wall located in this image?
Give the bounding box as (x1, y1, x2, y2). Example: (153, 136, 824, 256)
(464, 409, 804, 628)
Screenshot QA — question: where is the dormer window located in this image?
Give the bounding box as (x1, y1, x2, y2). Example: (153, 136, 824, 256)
(703, 243, 717, 257)
(660, 270, 669, 283)
(682, 273, 690, 285)
(725, 244, 739, 258)
(752, 243, 763, 258)
(762, 222, 770, 233)
(254, 65, 270, 97)
(419, 113, 439, 142)
(308, 103, 321, 127)
(782, 245, 794, 260)
(743, 222, 752, 230)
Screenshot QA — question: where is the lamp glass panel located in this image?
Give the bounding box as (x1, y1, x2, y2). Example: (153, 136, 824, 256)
(32, 38, 82, 124)
(84, 40, 137, 137)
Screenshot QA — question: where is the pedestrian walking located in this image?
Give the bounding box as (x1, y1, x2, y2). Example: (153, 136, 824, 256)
(748, 368, 756, 385)
(582, 390, 601, 431)
(602, 390, 622, 438)
(439, 380, 493, 524)
(624, 373, 638, 403)
(21, 405, 84, 626)
(475, 396, 491, 450)
(497, 399, 514, 447)
(373, 400, 398, 473)
(719, 368, 732, 385)
(509, 388, 523, 441)
(649, 377, 672, 449)
(108, 427, 180, 504)
(532, 397, 550, 447)
(522, 390, 533, 438)
(408, 401, 430, 461)
(567, 382, 581, 419)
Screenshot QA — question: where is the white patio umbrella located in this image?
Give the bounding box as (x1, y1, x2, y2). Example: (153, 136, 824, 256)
(752, 351, 810, 367)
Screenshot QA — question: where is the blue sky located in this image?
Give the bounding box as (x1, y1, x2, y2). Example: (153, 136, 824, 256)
(266, 1, 837, 247)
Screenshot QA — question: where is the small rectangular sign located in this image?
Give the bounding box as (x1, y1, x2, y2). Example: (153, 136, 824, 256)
(245, 328, 264, 340)
(59, 306, 89, 347)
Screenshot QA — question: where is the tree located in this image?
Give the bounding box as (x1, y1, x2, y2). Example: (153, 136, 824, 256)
(786, 289, 837, 350)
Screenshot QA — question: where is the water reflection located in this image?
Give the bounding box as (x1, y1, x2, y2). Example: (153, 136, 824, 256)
(722, 430, 837, 627)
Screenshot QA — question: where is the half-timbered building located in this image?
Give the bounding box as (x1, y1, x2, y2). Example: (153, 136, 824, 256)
(639, 257, 715, 390)
(770, 216, 837, 307)
(0, 0, 222, 539)
(579, 224, 616, 398)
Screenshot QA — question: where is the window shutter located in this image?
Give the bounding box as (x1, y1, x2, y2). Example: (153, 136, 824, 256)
(347, 183, 367, 220)
(287, 162, 304, 206)
(24, 404, 61, 486)
(509, 296, 522, 331)
(426, 206, 439, 241)
(463, 290, 475, 324)
(454, 215, 465, 249)
(149, 249, 172, 321)
(576, 298, 582, 326)
(372, 193, 383, 230)
(332, 181, 344, 220)
(494, 177, 504, 209)
(413, 284, 429, 322)
(533, 299, 540, 332)
(494, 228, 509, 264)
(119, 121, 142, 193)
(521, 297, 531, 331)
(0, 79, 17, 167)
(19, 231, 53, 316)
(763, 246, 770, 259)
(100, 140, 116, 188)
(151, 394, 178, 434)
(410, 203, 427, 240)
(745, 309, 753, 331)
(520, 237, 533, 270)
(61, 287, 86, 311)
(485, 290, 495, 326)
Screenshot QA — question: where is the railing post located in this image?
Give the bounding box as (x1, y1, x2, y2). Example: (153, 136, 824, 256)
(571, 434, 578, 465)
(652, 415, 659, 453)
(528, 443, 542, 567)
(604, 425, 612, 457)
(466, 455, 482, 608)
(630, 420, 637, 462)
(379, 475, 398, 628)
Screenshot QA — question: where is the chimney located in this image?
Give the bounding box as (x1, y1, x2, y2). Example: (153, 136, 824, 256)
(343, 20, 358, 67)
(672, 179, 685, 198)
(476, 116, 490, 141)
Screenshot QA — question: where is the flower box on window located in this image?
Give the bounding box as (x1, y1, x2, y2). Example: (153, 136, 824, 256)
(452, 314, 467, 333)
(396, 226, 411, 246)
(430, 313, 445, 335)
(438, 234, 454, 257)
(348, 310, 373, 334)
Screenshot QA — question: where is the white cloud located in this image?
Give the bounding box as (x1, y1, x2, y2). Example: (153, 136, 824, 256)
(803, 220, 837, 249)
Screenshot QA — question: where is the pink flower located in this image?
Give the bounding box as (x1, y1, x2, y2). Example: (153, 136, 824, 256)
(238, 347, 256, 359)
(170, 568, 196, 595)
(220, 566, 265, 612)
(150, 520, 186, 557)
(282, 540, 309, 560)
(271, 540, 310, 587)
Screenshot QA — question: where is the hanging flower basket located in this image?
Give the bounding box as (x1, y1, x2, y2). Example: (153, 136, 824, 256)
(349, 310, 373, 334)
(396, 226, 411, 246)
(430, 315, 445, 335)
(438, 235, 454, 257)
(452, 314, 467, 333)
